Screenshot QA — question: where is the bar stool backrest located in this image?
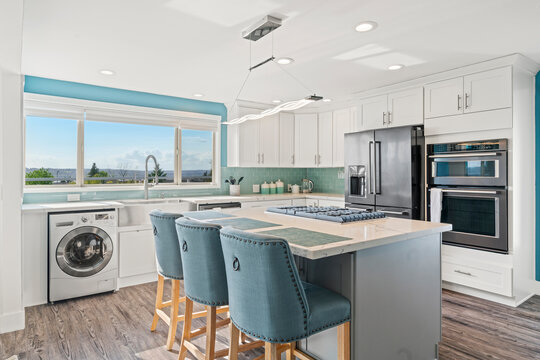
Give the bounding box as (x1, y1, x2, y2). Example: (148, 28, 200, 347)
(175, 217, 228, 306)
(219, 227, 310, 343)
(149, 210, 183, 280)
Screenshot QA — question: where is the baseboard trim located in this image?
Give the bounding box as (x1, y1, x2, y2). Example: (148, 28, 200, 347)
(0, 309, 25, 334)
(443, 281, 519, 307)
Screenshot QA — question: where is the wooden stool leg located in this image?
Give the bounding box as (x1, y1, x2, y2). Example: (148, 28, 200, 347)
(205, 305, 217, 360)
(178, 298, 193, 360)
(337, 322, 350, 360)
(240, 332, 247, 344)
(229, 322, 240, 360)
(265, 342, 278, 360)
(287, 342, 296, 360)
(166, 279, 180, 350)
(151, 274, 165, 331)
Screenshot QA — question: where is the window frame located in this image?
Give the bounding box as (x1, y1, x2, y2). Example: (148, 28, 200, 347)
(23, 94, 221, 191)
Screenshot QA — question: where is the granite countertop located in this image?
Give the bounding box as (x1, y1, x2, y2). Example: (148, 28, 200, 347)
(204, 207, 451, 260)
(22, 201, 124, 213)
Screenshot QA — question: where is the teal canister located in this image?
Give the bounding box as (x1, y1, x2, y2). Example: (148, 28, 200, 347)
(276, 179, 284, 194)
(269, 181, 277, 194)
(261, 181, 270, 195)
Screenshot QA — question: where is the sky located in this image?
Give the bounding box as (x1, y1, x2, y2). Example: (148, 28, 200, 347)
(25, 116, 213, 172)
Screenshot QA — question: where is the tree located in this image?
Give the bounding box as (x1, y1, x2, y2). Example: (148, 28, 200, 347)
(26, 168, 54, 185)
(149, 163, 167, 180)
(88, 163, 100, 177)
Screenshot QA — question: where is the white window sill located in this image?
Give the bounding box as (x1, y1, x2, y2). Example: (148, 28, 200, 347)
(24, 183, 221, 193)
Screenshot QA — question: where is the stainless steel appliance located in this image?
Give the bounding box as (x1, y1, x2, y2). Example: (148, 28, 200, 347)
(345, 126, 424, 219)
(198, 202, 242, 211)
(427, 139, 508, 253)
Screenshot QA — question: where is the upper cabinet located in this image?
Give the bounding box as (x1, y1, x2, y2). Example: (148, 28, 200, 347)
(294, 113, 319, 167)
(317, 112, 333, 167)
(237, 112, 279, 167)
(279, 112, 295, 167)
(332, 108, 353, 167)
(360, 88, 424, 130)
(424, 67, 511, 119)
(238, 119, 260, 167)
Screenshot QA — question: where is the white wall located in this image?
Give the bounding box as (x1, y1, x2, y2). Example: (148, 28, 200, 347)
(0, 0, 24, 333)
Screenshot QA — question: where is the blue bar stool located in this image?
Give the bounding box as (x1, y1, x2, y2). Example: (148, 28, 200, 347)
(175, 217, 264, 360)
(220, 227, 351, 360)
(149, 210, 186, 350)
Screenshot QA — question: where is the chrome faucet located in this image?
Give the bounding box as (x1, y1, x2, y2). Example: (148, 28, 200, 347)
(144, 155, 158, 200)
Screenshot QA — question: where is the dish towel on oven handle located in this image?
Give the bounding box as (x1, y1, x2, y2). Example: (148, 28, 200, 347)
(430, 188, 443, 223)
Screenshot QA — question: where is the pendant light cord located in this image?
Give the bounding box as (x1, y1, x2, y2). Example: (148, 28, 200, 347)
(273, 60, 315, 95)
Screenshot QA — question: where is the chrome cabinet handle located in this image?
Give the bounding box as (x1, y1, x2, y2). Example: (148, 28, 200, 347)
(257, 153, 260, 164)
(291, 155, 294, 165)
(318, 154, 321, 164)
(369, 141, 376, 194)
(314, 154, 317, 165)
(382, 112, 387, 125)
(387, 111, 392, 124)
(454, 269, 473, 276)
(457, 94, 462, 110)
(261, 153, 264, 164)
(375, 141, 381, 194)
(379, 210, 409, 216)
(429, 152, 499, 158)
(465, 93, 470, 109)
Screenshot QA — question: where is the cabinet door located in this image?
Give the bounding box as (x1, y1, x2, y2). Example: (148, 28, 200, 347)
(387, 87, 424, 127)
(279, 112, 295, 167)
(119, 230, 156, 278)
(259, 114, 280, 167)
(318, 112, 333, 167)
(294, 113, 319, 167)
(464, 67, 512, 113)
(238, 119, 260, 167)
(350, 105, 361, 132)
(424, 77, 463, 118)
(360, 95, 387, 130)
(332, 108, 352, 166)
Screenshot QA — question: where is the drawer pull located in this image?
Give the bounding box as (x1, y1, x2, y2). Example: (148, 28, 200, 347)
(454, 269, 474, 276)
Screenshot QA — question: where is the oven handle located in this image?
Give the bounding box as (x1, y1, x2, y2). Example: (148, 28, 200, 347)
(430, 189, 498, 195)
(428, 152, 499, 158)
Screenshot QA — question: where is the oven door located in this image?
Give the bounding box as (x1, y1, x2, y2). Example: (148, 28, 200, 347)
(429, 151, 507, 187)
(432, 188, 507, 253)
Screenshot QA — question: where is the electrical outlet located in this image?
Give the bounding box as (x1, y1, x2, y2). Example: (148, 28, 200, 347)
(337, 170, 345, 179)
(67, 194, 80, 202)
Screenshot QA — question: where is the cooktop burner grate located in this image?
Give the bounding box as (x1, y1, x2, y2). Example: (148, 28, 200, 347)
(266, 206, 385, 223)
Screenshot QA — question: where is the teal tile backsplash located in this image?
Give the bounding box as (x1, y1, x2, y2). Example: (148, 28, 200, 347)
(23, 167, 345, 203)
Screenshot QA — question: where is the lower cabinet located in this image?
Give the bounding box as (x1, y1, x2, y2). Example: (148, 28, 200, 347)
(118, 229, 156, 278)
(318, 199, 345, 208)
(242, 200, 293, 209)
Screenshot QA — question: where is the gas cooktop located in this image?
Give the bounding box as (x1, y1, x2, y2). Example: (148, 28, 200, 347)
(266, 206, 385, 223)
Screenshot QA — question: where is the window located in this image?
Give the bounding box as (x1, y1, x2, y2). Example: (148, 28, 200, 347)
(25, 116, 78, 185)
(181, 129, 214, 183)
(84, 121, 176, 184)
(24, 96, 220, 188)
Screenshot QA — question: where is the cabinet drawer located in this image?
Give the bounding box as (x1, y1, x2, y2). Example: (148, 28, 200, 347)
(442, 256, 512, 296)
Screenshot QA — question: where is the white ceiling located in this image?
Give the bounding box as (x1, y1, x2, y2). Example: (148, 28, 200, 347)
(22, 0, 540, 108)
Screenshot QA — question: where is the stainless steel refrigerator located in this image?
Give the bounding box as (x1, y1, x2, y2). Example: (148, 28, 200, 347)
(345, 126, 424, 219)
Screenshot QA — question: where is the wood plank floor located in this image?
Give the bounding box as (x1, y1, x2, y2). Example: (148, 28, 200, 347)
(1, 282, 539, 359)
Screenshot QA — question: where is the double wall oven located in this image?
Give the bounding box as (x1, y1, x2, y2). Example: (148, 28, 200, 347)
(427, 139, 508, 253)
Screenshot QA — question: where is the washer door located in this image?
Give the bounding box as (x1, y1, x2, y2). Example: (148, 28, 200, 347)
(56, 226, 113, 277)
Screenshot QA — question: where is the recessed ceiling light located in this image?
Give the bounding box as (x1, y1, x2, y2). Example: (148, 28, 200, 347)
(99, 69, 115, 75)
(276, 57, 294, 65)
(355, 21, 378, 32)
(322, 98, 332, 102)
(388, 64, 404, 71)
(193, 93, 204, 97)
(272, 100, 282, 103)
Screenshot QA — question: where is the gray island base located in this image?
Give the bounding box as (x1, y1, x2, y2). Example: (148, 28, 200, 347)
(201, 207, 451, 360)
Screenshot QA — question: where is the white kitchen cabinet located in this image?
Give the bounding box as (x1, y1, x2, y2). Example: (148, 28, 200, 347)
(318, 112, 333, 167)
(424, 77, 463, 118)
(279, 112, 295, 167)
(360, 95, 388, 130)
(332, 108, 352, 166)
(238, 119, 260, 167)
(387, 88, 424, 127)
(306, 198, 319, 207)
(350, 105, 361, 132)
(463, 67, 512, 113)
(291, 198, 307, 206)
(294, 113, 319, 167)
(259, 114, 280, 167)
(424, 67, 512, 119)
(119, 229, 156, 278)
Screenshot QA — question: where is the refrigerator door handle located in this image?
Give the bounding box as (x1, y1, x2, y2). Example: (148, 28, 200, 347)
(369, 141, 375, 194)
(375, 141, 382, 194)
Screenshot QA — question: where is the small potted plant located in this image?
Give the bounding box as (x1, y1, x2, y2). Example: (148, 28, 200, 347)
(225, 176, 244, 196)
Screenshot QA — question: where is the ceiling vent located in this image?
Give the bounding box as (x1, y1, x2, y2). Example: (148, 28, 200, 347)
(242, 15, 282, 41)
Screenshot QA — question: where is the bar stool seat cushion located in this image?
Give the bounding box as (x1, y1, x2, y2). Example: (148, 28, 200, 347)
(301, 281, 351, 336)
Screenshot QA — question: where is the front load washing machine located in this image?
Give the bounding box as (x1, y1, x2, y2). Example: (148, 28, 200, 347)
(49, 209, 118, 302)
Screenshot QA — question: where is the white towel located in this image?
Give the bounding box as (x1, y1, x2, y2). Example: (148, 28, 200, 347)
(430, 188, 443, 223)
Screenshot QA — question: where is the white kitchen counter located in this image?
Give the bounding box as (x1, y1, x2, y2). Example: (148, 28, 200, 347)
(179, 192, 344, 204)
(21, 201, 124, 213)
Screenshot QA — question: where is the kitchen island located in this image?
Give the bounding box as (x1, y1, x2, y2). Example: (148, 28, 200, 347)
(191, 207, 451, 360)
